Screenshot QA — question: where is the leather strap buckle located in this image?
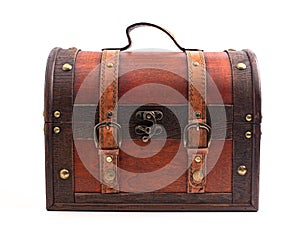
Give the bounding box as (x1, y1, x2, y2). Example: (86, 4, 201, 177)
(94, 121, 122, 148)
(183, 122, 211, 148)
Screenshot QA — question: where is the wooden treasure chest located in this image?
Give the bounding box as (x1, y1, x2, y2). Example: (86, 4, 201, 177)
(44, 23, 261, 211)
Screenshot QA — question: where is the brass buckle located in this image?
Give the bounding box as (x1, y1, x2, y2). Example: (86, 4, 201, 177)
(183, 122, 212, 148)
(93, 121, 122, 148)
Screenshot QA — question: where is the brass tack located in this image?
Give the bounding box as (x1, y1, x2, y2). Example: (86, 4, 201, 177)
(53, 126, 61, 134)
(104, 170, 116, 181)
(228, 48, 236, 51)
(194, 156, 202, 163)
(62, 63, 72, 71)
(107, 63, 114, 68)
(245, 114, 252, 122)
(59, 169, 70, 180)
(42, 111, 45, 117)
(193, 170, 204, 182)
(195, 112, 201, 119)
(245, 131, 252, 139)
(236, 63, 247, 70)
(106, 156, 113, 163)
(237, 165, 247, 176)
(53, 111, 61, 118)
(193, 61, 200, 67)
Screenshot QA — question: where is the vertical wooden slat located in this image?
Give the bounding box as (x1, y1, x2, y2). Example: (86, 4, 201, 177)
(226, 50, 253, 204)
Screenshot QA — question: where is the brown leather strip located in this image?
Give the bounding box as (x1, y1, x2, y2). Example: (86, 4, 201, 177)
(185, 50, 208, 193)
(99, 50, 120, 193)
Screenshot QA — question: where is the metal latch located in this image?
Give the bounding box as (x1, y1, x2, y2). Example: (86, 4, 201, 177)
(135, 110, 163, 142)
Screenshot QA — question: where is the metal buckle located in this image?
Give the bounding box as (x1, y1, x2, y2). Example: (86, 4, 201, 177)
(93, 121, 122, 148)
(183, 122, 212, 148)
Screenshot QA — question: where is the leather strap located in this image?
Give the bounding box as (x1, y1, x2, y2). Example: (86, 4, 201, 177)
(98, 50, 120, 193)
(185, 50, 208, 193)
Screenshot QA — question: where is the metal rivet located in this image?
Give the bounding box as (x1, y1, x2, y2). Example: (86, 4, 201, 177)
(195, 112, 201, 119)
(245, 114, 252, 122)
(53, 111, 61, 118)
(193, 61, 200, 67)
(236, 63, 247, 70)
(107, 63, 114, 68)
(62, 63, 72, 71)
(146, 114, 152, 119)
(106, 111, 113, 118)
(228, 48, 236, 51)
(106, 156, 113, 163)
(237, 165, 247, 176)
(194, 156, 202, 163)
(193, 170, 204, 182)
(245, 131, 252, 139)
(59, 169, 70, 180)
(43, 111, 45, 117)
(104, 170, 116, 181)
(53, 126, 61, 134)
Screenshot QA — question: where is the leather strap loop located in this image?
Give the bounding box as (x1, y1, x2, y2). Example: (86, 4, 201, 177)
(98, 50, 120, 193)
(185, 50, 208, 193)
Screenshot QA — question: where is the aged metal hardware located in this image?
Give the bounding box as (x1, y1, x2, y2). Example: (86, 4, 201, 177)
(135, 110, 163, 142)
(245, 131, 252, 139)
(59, 169, 70, 180)
(94, 121, 122, 148)
(53, 126, 61, 134)
(103, 169, 116, 181)
(183, 122, 211, 148)
(194, 156, 202, 163)
(106, 156, 113, 163)
(62, 63, 72, 71)
(237, 165, 247, 176)
(53, 111, 61, 118)
(236, 62, 247, 70)
(193, 170, 204, 182)
(245, 114, 252, 122)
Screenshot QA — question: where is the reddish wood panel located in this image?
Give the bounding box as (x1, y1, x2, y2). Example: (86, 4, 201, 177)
(74, 140, 100, 193)
(74, 52, 232, 105)
(206, 140, 232, 192)
(74, 139, 232, 193)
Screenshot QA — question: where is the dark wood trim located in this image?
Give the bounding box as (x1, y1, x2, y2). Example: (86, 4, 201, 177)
(75, 193, 232, 204)
(226, 51, 253, 204)
(243, 49, 261, 210)
(45, 48, 79, 208)
(45, 48, 60, 209)
(48, 203, 257, 212)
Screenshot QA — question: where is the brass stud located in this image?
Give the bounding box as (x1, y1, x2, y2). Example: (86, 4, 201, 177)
(228, 48, 236, 51)
(193, 170, 204, 182)
(107, 63, 114, 68)
(104, 170, 116, 181)
(237, 165, 247, 176)
(59, 169, 70, 180)
(193, 61, 200, 67)
(194, 156, 202, 163)
(53, 111, 61, 118)
(245, 131, 252, 139)
(53, 126, 61, 134)
(106, 156, 113, 163)
(42, 111, 45, 117)
(236, 63, 247, 70)
(245, 114, 252, 122)
(62, 63, 72, 71)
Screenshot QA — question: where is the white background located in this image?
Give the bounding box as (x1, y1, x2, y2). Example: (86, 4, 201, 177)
(0, 0, 299, 239)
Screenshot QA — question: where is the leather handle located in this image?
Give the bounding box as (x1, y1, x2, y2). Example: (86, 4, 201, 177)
(102, 22, 201, 52)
